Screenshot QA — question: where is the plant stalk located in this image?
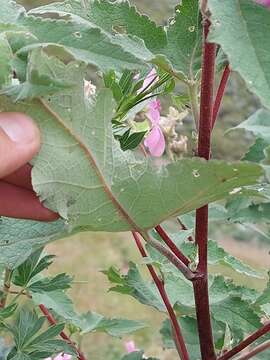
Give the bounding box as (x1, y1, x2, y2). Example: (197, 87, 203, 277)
(236, 340, 270, 360)
(39, 304, 88, 360)
(155, 225, 190, 266)
(132, 232, 190, 360)
(188, 82, 200, 130)
(193, 16, 217, 360)
(212, 64, 231, 129)
(140, 231, 196, 281)
(218, 321, 270, 360)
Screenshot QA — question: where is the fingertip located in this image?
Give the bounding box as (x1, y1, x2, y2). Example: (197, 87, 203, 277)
(0, 112, 41, 150)
(0, 113, 41, 177)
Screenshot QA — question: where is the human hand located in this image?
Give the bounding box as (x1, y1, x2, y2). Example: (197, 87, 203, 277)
(0, 112, 58, 221)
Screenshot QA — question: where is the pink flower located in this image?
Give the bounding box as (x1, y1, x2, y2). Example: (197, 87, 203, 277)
(140, 68, 159, 92)
(45, 354, 72, 360)
(256, 0, 270, 6)
(125, 341, 138, 353)
(144, 99, 165, 157)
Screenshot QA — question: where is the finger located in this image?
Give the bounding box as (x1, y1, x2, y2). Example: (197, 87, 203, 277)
(0, 181, 59, 221)
(3, 163, 33, 190)
(0, 112, 41, 178)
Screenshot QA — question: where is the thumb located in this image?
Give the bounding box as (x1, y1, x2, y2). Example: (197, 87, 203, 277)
(0, 112, 41, 178)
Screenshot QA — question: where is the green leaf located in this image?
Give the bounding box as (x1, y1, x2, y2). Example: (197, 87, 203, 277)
(31, 0, 201, 79)
(13, 310, 46, 349)
(230, 109, 270, 143)
(160, 317, 200, 359)
(17, 11, 146, 73)
(1, 50, 74, 101)
(13, 248, 54, 288)
(87, 0, 202, 77)
(0, 303, 17, 321)
(87, 0, 167, 54)
(0, 0, 25, 24)
(255, 272, 270, 314)
(0, 34, 13, 87)
(32, 289, 144, 337)
(105, 262, 165, 312)
(8, 353, 32, 360)
(226, 197, 270, 224)
(208, 0, 270, 109)
(0, 218, 67, 268)
(243, 138, 270, 163)
(0, 61, 263, 234)
(26, 323, 65, 347)
(148, 229, 264, 278)
(29, 273, 72, 293)
(75, 311, 146, 337)
(163, 0, 202, 77)
(32, 290, 78, 321)
(209, 277, 262, 334)
(6, 309, 74, 359)
(181, 240, 264, 279)
(119, 130, 146, 151)
(121, 351, 158, 360)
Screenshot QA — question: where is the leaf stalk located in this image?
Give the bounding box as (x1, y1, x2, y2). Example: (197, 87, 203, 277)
(39, 304, 88, 360)
(132, 232, 190, 360)
(212, 64, 231, 129)
(218, 321, 270, 360)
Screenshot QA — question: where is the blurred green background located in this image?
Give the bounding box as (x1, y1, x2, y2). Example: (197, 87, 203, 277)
(16, 1, 269, 359)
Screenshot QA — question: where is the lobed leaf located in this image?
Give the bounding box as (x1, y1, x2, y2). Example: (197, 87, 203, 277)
(0, 218, 67, 269)
(32, 289, 146, 337)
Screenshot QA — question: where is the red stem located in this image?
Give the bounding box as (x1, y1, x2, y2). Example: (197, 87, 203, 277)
(132, 232, 190, 360)
(155, 225, 190, 266)
(236, 340, 270, 360)
(218, 321, 270, 360)
(212, 64, 231, 129)
(193, 18, 217, 360)
(39, 304, 88, 360)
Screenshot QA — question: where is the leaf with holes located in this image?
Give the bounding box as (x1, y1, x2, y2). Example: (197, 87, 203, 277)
(0, 51, 263, 236)
(30, 0, 202, 79)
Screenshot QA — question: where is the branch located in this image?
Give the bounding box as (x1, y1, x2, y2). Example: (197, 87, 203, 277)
(155, 225, 190, 266)
(193, 17, 217, 360)
(177, 219, 194, 242)
(39, 304, 88, 360)
(236, 340, 270, 360)
(132, 232, 190, 360)
(218, 321, 270, 360)
(140, 231, 197, 281)
(212, 65, 231, 129)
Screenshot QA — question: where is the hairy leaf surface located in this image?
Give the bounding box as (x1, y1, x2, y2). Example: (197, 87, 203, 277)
(208, 0, 270, 109)
(0, 55, 263, 235)
(30, 0, 201, 79)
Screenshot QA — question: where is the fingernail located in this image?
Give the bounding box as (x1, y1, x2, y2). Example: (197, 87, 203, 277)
(0, 114, 39, 144)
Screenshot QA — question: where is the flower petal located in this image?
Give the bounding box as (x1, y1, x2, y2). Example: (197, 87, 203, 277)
(256, 0, 270, 6)
(125, 341, 137, 353)
(147, 100, 161, 125)
(141, 68, 158, 92)
(144, 125, 165, 157)
(54, 354, 72, 360)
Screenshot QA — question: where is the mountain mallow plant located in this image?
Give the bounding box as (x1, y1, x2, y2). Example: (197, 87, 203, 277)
(0, 0, 269, 359)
